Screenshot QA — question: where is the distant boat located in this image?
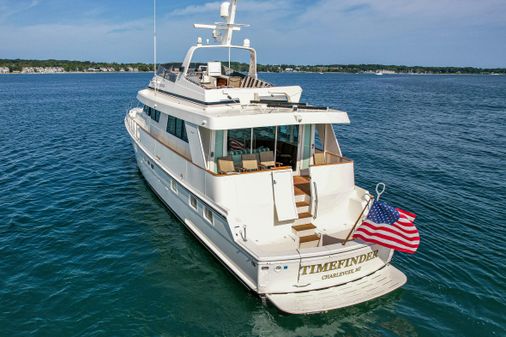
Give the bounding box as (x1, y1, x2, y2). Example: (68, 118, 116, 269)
(319, 72, 324, 75)
(375, 71, 384, 76)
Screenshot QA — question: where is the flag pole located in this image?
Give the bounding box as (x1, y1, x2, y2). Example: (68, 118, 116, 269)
(342, 182, 385, 245)
(342, 193, 374, 245)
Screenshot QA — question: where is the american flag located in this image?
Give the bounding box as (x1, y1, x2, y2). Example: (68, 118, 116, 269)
(353, 200, 420, 254)
(228, 139, 245, 151)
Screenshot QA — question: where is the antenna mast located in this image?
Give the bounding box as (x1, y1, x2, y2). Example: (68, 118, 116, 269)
(153, 0, 157, 75)
(193, 0, 248, 46)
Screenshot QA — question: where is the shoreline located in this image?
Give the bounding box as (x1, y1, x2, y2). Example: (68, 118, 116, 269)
(0, 71, 153, 75)
(1, 71, 503, 76)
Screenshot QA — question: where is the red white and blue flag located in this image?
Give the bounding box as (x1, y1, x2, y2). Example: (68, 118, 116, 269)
(353, 200, 420, 254)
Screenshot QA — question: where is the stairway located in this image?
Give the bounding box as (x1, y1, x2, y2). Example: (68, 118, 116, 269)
(292, 176, 320, 249)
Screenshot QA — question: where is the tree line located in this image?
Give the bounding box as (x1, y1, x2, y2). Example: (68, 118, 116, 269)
(1, 59, 504, 74)
(0, 59, 152, 72)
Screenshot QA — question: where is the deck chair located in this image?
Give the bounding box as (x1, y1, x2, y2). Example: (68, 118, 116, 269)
(259, 151, 281, 169)
(313, 152, 326, 166)
(229, 76, 242, 88)
(241, 153, 259, 171)
(218, 157, 236, 174)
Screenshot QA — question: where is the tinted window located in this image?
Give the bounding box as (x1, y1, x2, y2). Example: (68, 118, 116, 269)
(166, 115, 188, 143)
(166, 116, 176, 134)
(175, 119, 184, 139)
(143, 105, 151, 116)
(227, 128, 251, 154)
(181, 123, 188, 142)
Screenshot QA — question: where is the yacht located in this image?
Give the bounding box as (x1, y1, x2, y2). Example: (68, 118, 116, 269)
(125, 1, 407, 314)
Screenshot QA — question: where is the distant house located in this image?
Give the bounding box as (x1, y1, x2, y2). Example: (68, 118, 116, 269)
(0, 67, 9, 74)
(21, 66, 65, 74)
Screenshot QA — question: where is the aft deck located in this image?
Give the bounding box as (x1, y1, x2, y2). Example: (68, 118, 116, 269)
(241, 230, 367, 261)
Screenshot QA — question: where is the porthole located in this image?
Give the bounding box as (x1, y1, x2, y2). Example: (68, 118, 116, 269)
(170, 179, 178, 194)
(189, 195, 197, 210)
(204, 207, 213, 224)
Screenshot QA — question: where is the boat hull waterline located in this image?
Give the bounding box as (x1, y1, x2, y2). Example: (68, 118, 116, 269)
(125, 116, 407, 314)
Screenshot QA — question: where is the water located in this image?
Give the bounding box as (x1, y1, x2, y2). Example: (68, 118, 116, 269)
(0, 72, 504, 336)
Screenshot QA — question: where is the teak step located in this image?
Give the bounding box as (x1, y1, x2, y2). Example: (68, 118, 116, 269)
(298, 212, 312, 219)
(296, 200, 310, 213)
(293, 176, 311, 185)
(299, 234, 321, 249)
(294, 186, 306, 196)
(299, 233, 320, 243)
(292, 223, 316, 232)
(295, 217, 312, 226)
(292, 223, 316, 237)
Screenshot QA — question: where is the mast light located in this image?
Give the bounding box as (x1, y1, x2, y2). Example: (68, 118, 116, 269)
(193, 0, 249, 46)
(220, 2, 230, 18)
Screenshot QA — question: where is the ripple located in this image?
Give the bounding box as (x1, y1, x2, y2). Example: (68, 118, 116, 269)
(0, 73, 505, 336)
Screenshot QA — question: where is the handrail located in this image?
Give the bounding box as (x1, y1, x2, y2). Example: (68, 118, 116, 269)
(312, 181, 318, 219)
(131, 114, 295, 179)
(325, 151, 349, 160)
(342, 194, 374, 245)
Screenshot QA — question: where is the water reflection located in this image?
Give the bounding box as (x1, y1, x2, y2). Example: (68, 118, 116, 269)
(249, 291, 419, 337)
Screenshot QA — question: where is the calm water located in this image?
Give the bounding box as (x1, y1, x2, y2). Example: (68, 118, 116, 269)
(0, 73, 505, 337)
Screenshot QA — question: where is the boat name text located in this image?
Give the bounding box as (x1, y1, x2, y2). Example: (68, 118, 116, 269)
(299, 250, 379, 276)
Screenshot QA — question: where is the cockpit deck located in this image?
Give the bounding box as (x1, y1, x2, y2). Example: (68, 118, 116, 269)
(241, 229, 366, 261)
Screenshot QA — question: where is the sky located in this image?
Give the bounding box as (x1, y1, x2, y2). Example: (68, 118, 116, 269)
(0, 0, 505, 67)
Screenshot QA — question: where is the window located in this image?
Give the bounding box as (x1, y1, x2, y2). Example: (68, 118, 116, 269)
(175, 118, 184, 139)
(204, 207, 213, 224)
(252, 127, 276, 154)
(143, 105, 151, 117)
(314, 124, 325, 151)
(224, 126, 300, 170)
(144, 105, 160, 122)
(276, 125, 299, 170)
(166, 115, 176, 134)
(227, 128, 251, 156)
(181, 124, 188, 142)
(151, 109, 160, 122)
(170, 179, 178, 193)
(189, 195, 197, 210)
(166, 116, 188, 142)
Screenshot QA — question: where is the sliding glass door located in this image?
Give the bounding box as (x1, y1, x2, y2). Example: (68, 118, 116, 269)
(276, 125, 299, 170)
(221, 125, 302, 171)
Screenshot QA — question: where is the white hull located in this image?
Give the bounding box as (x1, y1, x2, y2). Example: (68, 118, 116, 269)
(131, 140, 258, 290)
(122, 2, 409, 313)
(126, 115, 407, 313)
